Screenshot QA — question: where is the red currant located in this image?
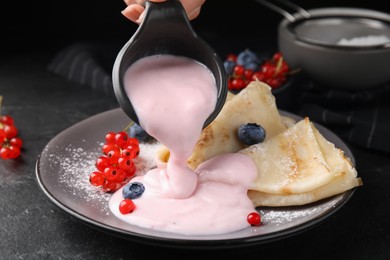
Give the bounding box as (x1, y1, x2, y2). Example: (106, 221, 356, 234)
(261, 64, 276, 78)
(107, 149, 121, 164)
(127, 137, 139, 147)
(0, 130, 6, 145)
(95, 156, 110, 172)
(115, 131, 129, 148)
(0, 147, 12, 160)
(247, 212, 261, 226)
(0, 115, 14, 125)
(230, 78, 246, 90)
(4, 125, 18, 139)
(9, 137, 23, 148)
(126, 145, 140, 158)
(226, 53, 237, 62)
(0, 97, 23, 160)
(272, 52, 283, 62)
(119, 199, 136, 214)
(103, 166, 122, 182)
(103, 180, 118, 193)
(8, 146, 21, 159)
(126, 164, 136, 178)
(121, 148, 133, 158)
(105, 131, 116, 144)
(116, 169, 127, 183)
(252, 72, 265, 82)
(265, 78, 283, 88)
(118, 157, 134, 172)
(233, 65, 245, 77)
(89, 171, 105, 186)
(102, 143, 119, 155)
(244, 69, 254, 79)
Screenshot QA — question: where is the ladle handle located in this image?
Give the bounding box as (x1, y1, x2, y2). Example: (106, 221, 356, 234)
(253, 0, 311, 22)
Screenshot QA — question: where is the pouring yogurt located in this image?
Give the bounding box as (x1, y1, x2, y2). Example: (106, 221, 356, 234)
(109, 54, 258, 235)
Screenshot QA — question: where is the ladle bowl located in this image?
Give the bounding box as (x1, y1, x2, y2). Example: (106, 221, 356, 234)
(112, 0, 227, 127)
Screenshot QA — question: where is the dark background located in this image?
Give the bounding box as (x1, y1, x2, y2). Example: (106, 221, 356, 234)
(2, 1, 390, 259)
(3, 0, 390, 57)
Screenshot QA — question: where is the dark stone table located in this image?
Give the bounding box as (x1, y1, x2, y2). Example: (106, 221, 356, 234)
(1, 45, 389, 259)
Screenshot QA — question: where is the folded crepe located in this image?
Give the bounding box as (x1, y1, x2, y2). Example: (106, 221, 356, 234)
(186, 80, 288, 169)
(240, 117, 362, 207)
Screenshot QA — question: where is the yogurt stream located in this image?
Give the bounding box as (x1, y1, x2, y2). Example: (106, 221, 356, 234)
(109, 54, 258, 235)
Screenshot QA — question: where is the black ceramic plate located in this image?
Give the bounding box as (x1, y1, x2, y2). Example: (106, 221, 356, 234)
(35, 108, 356, 249)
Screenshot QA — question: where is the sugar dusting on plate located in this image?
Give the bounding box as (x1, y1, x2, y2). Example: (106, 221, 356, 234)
(45, 141, 162, 214)
(260, 198, 339, 227)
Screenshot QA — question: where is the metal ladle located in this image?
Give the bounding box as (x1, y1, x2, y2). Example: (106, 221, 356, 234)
(112, 0, 227, 128)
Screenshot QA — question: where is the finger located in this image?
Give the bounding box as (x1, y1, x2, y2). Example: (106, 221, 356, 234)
(123, 0, 152, 6)
(122, 0, 204, 23)
(123, 0, 133, 5)
(181, 0, 205, 18)
(124, 0, 165, 5)
(121, 4, 145, 23)
(187, 6, 202, 20)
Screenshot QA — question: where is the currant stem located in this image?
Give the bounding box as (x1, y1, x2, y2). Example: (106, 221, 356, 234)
(122, 121, 135, 132)
(274, 57, 283, 77)
(285, 67, 301, 76)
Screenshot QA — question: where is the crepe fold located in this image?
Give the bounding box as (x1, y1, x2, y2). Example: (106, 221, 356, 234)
(190, 80, 289, 169)
(240, 117, 362, 207)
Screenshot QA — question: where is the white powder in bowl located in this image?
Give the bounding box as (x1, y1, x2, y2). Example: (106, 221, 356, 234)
(337, 35, 390, 46)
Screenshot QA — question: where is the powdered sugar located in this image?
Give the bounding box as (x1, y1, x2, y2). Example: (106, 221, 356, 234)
(45, 140, 162, 214)
(260, 198, 339, 226)
(337, 35, 390, 46)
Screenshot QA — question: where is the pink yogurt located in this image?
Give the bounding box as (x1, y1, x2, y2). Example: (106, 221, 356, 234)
(109, 54, 257, 235)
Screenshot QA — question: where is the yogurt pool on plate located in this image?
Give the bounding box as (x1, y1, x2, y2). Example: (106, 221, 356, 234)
(108, 54, 258, 235)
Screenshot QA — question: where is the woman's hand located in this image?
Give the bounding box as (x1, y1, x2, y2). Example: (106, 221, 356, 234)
(122, 0, 206, 24)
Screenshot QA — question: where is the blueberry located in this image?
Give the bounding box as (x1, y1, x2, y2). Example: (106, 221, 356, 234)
(223, 60, 236, 74)
(237, 123, 266, 145)
(122, 182, 145, 199)
(245, 62, 259, 71)
(128, 123, 153, 142)
(236, 49, 260, 69)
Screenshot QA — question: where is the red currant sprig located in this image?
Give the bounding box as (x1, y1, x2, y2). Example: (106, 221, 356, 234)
(253, 52, 290, 88)
(227, 63, 255, 91)
(225, 51, 299, 91)
(89, 125, 140, 193)
(0, 96, 23, 160)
